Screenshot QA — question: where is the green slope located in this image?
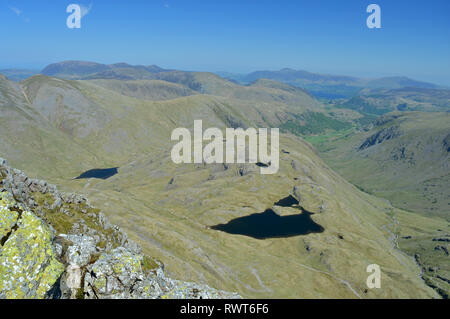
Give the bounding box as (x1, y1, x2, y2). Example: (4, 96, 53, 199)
(337, 88, 450, 114)
(0, 73, 445, 298)
(309, 112, 450, 219)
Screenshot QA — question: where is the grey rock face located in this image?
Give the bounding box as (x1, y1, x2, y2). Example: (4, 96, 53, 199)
(64, 234, 98, 267)
(50, 197, 62, 210)
(293, 186, 302, 204)
(0, 193, 65, 299)
(83, 247, 241, 300)
(359, 126, 401, 150)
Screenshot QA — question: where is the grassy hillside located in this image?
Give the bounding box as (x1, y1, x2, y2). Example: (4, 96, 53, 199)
(337, 88, 450, 114)
(0, 73, 446, 298)
(308, 112, 450, 219)
(87, 79, 196, 101)
(63, 132, 443, 298)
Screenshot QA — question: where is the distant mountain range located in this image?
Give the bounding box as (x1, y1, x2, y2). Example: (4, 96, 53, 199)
(1, 62, 444, 99)
(218, 68, 443, 98)
(41, 61, 171, 80)
(0, 69, 39, 81)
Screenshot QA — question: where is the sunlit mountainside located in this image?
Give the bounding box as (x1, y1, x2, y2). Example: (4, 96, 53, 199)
(0, 61, 448, 298)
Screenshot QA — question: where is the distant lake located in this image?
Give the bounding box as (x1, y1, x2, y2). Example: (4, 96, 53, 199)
(74, 168, 118, 180)
(211, 196, 324, 239)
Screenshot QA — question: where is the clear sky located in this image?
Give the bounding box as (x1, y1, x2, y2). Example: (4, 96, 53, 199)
(1, 0, 449, 84)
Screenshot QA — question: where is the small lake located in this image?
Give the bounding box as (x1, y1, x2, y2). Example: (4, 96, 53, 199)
(274, 195, 299, 207)
(211, 196, 324, 240)
(74, 168, 118, 180)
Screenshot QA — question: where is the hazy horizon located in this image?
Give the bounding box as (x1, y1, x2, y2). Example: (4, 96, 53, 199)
(1, 0, 449, 85)
(1, 60, 449, 88)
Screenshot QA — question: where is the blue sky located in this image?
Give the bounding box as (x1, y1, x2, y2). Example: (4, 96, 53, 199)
(1, 0, 449, 84)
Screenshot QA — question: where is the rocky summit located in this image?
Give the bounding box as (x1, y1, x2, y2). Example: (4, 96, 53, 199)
(0, 157, 240, 299)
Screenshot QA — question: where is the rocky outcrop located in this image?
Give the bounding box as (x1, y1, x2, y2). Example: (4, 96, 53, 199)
(0, 158, 240, 299)
(359, 126, 401, 150)
(0, 191, 64, 299)
(434, 245, 449, 256)
(83, 247, 239, 299)
(443, 134, 450, 153)
(432, 237, 450, 243)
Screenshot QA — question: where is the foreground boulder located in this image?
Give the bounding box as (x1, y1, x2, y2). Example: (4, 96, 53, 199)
(0, 157, 240, 299)
(84, 247, 240, 299)
(0, 191, 65, 298)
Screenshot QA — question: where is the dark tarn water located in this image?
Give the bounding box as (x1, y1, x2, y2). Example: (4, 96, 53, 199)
(74, 168, 118, 180)
(274, 195, 299, 207)
(211, 196, 324, 240)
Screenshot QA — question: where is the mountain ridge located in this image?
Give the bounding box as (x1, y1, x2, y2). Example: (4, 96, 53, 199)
(218, 68, 444, 99)
(41, 60, 171, 80)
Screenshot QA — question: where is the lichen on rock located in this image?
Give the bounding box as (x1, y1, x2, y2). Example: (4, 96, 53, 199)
(0, 192, 19, 241)
(0, 193, 64, 299)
